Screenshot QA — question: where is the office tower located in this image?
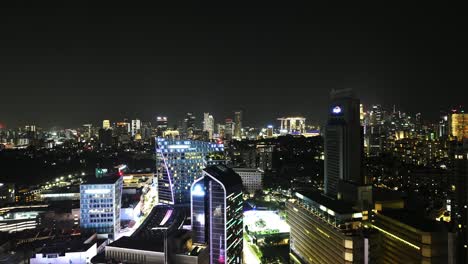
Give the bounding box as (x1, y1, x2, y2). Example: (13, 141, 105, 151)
(102, 120, 111, 129)
(114, 122, 129, 136)
(182, 112, 196, 138)
(131, 119, 141, 137)
(438, 112, 449, 138)
(224, 119, 234, 141)
(324, 89, 364, 200)
(156, 116, 168, 136)
(24, 125, 37, 141)
(287, 89, 373, 263)
(203, 113, 215, 140)
(360, 104, 365, 123)
(156, 138, 225, 205)
(140, 122, 152, 140)
(98, 128, 113, 146)
(266, 125, 274, 138)
(191, 165, 243, 264)
(370, 104, 383, 126)
(256, 141, 274, 171)
(277, 117, 306, 134)
(234, 110, 242, 139)
(450, 107, 468, 141)
(287, 192, 366, 263)
(217, 124, 226, 140)
(450, 140, 468, 263)
(25, 125, 36, 132)
(80, 176, 123, 239)
(232, 168, 263, 195)
(83, 124, 92, 139)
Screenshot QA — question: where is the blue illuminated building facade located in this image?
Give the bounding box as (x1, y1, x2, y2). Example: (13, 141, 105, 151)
(80, 176, 122, 239)
(191, 165, 243, 264)
(156, 138, 225, 205)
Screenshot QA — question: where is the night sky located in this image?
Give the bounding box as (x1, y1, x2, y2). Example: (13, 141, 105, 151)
(0, 3, 466, 128)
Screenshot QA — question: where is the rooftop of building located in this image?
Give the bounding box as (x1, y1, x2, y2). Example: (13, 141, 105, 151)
(378, 209, 446, 233)
(106, 236, 163, 252)
(35, 235, 96, 255)
(295, 191, 358, 215)
(203, 165, 243, 189)
(84, 175, 121, 185)
(132, 204, 186, 240)
(232, 167, 262, 173)
(41, 185, 80, 194)
(373, 187, 406, 202)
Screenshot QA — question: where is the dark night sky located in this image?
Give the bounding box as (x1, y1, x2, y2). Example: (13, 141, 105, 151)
(0, 3, 466, 128)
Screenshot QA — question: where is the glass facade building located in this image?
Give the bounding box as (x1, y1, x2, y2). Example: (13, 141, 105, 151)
(80, 176, 122, 239)
(191, 165, 243, 264)
(156, 138, 225, 205)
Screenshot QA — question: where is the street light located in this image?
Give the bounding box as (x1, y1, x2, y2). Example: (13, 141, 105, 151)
(152, 226, 169, 264)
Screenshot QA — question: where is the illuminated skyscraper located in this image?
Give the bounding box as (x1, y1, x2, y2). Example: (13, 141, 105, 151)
(370, 104, 383, 126)
(102, 120, 111, 129)
(80, 176, 122, 239)
(131, 119, 141, 137)
(183, 112, 196, 138)
(234, 110, 242, 139)
(324, 89, 365, 201)
(191, 165, 243, 264)
(224, 119, 234, 141)
(156, 138, 225, 204)
(156, 116, 168, 136)
(203, 113, 215, 140)
(450, 107, 468, 141)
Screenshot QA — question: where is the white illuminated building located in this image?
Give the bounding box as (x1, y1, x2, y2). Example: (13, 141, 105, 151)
(203, 112, 215, 140)
(30, 235, 99, 264)
(80, 176, 123, 239)
(131, 119, 141, 136)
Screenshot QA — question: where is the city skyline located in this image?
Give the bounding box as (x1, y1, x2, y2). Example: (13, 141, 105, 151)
(1, 4, 466, 128)
(0, 102, 460, 130)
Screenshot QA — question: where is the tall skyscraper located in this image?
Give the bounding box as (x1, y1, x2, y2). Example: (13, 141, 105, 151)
(450, 107, 468, 141)
(191, 165, 243, 264)
(102, 120, 111, 129)
(438, 111, 449, 138)
(80, 176, 122, 239)
(131, 119, 141, 137)
(183, 112, 196, 138)
(224, 119, 234, 141)
(156, 138, 225, 205)
(234, 110, 242, 139)
(203, 113, 215, 140)
(324, 89, 364, 201)
(288, 89, 373, 264)
(450, 140, 468, 263)
(370, 104, 383, 126)
(156, 116, 168, 136)
(82, 124, 92, 139)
